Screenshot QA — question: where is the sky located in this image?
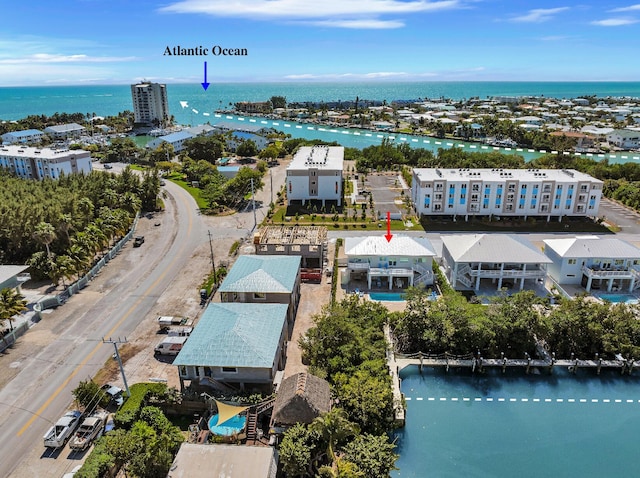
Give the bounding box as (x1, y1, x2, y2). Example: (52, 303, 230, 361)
(1, 0, 639, 86)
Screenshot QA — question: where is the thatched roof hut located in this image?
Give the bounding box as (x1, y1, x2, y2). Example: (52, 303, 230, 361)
(271, 373, 331, 426)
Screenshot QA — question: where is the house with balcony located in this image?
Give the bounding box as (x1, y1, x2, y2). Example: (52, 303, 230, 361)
(344, 235, 435, 290)
(441, 234, 551, 291)
(1, 129, 45, 144)
(543, 236, 640, 293)
(218, 255, 301, 334)
(174, 302, 288, 393)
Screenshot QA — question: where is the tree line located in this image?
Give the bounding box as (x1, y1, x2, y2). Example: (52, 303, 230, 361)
(392, 287, 640, 360)
(281, 295, 398, 477)
(0, 168, 159, 282)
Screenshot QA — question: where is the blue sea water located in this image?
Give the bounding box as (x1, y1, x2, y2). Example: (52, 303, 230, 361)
(2, 81, 640, 123)
(394, 366, 640, 478)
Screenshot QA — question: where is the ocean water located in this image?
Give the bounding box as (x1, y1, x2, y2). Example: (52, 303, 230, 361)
(2, 82, 640, 123)
(2, 82, 640, 162)
(393, 366, 640, 478)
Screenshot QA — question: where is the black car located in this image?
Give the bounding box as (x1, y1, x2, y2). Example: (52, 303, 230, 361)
(133, 236, 145, 247)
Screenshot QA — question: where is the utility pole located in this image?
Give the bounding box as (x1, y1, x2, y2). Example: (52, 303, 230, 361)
(207, 230, 217, 283)
(251, 178, 257, 231)
(270, 169, 273, 206)
(103, 337, 131, 398)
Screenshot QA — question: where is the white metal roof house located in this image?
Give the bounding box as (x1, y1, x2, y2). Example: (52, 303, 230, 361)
(287, 145, 344, 207)
(146, 130, 193, 153)
(344, 235, 435, 290)
(174, 302, 289, 392)
(606, 129, 640, 150)
(44, 123, 86, 140)
(543, 236, 640, 293)
(441, 234, 551, 291)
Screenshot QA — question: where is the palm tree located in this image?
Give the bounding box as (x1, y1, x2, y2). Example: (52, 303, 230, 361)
(0, 288, 28, 332)
(33, 221, 56, 257)
(310, 408, 360, 465)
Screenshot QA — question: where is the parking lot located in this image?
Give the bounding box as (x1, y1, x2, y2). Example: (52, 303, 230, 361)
(362, 172, 408, 219)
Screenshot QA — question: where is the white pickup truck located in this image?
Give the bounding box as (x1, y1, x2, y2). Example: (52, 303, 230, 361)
(69, 410, 108, 451)
(43, 410, 83, 448)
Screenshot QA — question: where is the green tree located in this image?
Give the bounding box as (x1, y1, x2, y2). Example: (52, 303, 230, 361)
(0, 287, 27, 332)
(72, 379, 103, 409)
(33, 221, 56, 257)
(236, 139, 258, 158)
(270, 96, 287, 109)
(279, 423, 317, 477)
(310, 408, 360, 464)
(182, 135, 224, 163)
(342, 433, 399, 478)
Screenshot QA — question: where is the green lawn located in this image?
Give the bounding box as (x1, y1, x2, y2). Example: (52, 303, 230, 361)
(166, 173, 208, 210)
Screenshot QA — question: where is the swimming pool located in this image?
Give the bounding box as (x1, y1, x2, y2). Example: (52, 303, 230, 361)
(597, 293, 639, 304)
(207, 413, 246, 436)
(369, 292, 406, 301)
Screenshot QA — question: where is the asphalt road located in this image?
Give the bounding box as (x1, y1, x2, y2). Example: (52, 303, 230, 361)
(0, 180, 207, 478)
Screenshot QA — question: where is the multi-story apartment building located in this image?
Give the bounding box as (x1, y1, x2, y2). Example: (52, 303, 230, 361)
(412, 168, 602, 221)
(0, 145, 92, 180)
(1, 129, 45, 145)
(130, 82, 170, 126)
(286, 145, 343, 207)
(43, 123, 86, 140)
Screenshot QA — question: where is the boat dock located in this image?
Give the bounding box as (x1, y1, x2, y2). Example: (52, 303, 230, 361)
(384, 325, 639, 427)
(395, 352, 638, 376)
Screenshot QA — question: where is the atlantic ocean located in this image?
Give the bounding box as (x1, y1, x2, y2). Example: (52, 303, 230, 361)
(2, 82, 640, 125)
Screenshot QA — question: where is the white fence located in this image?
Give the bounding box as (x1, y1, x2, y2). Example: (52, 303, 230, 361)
(34, 214, 139, 315)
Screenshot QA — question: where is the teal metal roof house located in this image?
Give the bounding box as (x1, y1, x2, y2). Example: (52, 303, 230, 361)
(219, 255, 301, 334)
(175, 302, 288, 392)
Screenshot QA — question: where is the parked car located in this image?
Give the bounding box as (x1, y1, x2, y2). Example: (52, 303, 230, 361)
(43, 410, 82, 448)
(101, 384, 124, 407)
(103, 164, 113, 170)
(69, 410, 108, 451)
(133, 235, 145, 247)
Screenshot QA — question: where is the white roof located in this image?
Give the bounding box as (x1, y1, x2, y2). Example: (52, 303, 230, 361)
(288, 145, 344, 171)
(0, 265, 29, 285)
(345, 235, 436, 257)
(544, 237, 640, 259)
(413, 168, 602, 185)
(0, 145, 90, 161)
(442, 234, 551, 264)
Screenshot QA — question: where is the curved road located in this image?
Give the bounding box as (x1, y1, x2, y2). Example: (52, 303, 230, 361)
(0, 181, 206, 477)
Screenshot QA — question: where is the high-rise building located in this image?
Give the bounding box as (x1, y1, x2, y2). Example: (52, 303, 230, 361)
(130, 82, 170, 126)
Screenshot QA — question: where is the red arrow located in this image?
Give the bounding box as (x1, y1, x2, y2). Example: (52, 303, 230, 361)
(385, 211, 393, 242)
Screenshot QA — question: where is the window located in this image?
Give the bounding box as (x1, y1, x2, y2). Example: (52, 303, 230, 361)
(222, 367, 238, 373)
(254, 292, 266, 300)
(568, 259, 577, 265)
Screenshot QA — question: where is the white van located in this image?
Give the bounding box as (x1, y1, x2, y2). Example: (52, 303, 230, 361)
(157, 316, 183, 331)
(154, 336, 188, 355)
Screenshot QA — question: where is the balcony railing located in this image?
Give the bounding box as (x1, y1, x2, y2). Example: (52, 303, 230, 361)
(467, 268, 546, 278)
(581, 265, 640, 279)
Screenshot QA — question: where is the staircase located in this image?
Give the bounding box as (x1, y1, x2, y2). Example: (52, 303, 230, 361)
(199, 376, 238, 394)
(413, 263, 434, 287)
(631, 269, 640, 291)
(456, 264, 474, 288)
(245, 409, 259, 444)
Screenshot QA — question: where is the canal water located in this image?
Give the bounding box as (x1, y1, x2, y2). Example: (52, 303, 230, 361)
(393, 366, 640, 478)
(207, 113, 640, 165)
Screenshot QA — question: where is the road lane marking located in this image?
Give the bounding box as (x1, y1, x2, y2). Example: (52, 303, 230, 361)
(18, 187, 195, 437)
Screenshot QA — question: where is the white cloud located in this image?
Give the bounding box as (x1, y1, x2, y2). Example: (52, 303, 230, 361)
(511, 7, 569, 23)
(160, 0, 464, 28)
(591, 17, 638, 26)
(610, 4, 640, 12)
(309, 18, 405, 29)
(0, 53, 136, 65)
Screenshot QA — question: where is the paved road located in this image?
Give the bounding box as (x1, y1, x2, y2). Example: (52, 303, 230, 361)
(0, 181, 207, 478)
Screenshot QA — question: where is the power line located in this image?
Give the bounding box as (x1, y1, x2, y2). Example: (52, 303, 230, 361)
(102, 337, 131, 398)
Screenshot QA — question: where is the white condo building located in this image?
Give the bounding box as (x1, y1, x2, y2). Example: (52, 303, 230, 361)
(0, 145, 92, 180)
(131, 82, 170, 126)
(1, 129, 45, 145)
(287, 146, 343, 207)
(412, 168, 602, 221)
